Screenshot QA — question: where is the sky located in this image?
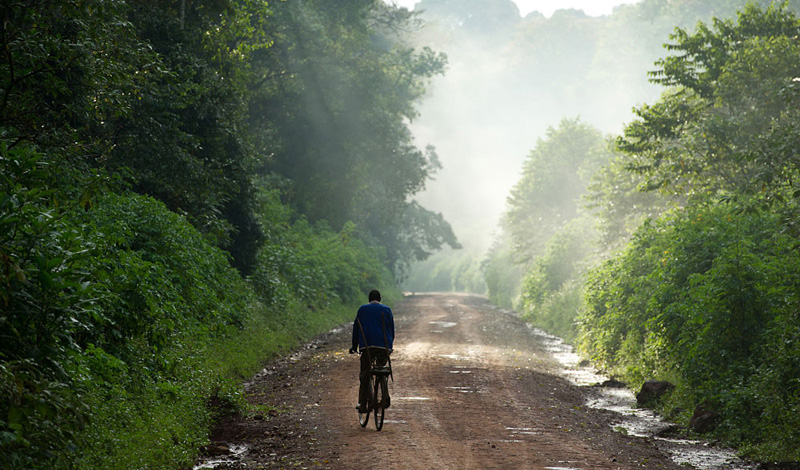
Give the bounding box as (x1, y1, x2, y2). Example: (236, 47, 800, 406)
(384, 0, 641, 18)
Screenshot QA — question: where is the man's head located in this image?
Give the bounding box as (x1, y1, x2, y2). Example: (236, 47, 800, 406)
(368, 290, 381, 302)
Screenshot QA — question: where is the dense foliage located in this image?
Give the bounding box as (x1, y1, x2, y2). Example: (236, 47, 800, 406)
(581, 205, 800, 458)
(484, 119, 613, 339)
(482, 226, 522, 309)
(481, 1, 800, 462)
(402, 0, 794, 291)
(0, 0, 450, 468)
(580, 4, 800, 459)
(251, 0, 459, 274)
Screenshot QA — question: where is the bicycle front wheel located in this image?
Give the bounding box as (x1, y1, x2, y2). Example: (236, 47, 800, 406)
(373, 376, 386, 431)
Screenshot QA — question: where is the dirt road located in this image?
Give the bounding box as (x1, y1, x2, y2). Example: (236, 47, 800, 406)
(200, 293, 681, 469)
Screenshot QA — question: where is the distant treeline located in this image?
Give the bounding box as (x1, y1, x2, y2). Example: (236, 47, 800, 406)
(0, 0, 458, 468)
(478, 2, 800, 462)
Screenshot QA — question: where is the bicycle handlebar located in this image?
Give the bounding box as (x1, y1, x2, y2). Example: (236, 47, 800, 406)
(349, 347, 393, 355)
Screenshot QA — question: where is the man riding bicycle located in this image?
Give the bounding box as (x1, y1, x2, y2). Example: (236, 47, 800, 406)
(349, 290, 394, 413)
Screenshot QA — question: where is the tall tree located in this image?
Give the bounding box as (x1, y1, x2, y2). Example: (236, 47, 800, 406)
(107, 0, 275, 274)
(620, 3, 800, 203)
(0, 0, 151, 156)
(249, 0, 457, 274)
(506, 118, 610, 263)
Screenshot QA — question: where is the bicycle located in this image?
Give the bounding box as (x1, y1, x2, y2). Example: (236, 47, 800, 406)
(354, 346, 392, 431)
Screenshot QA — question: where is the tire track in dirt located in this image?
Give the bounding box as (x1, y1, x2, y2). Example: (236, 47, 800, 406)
(199, 293, 681, 469)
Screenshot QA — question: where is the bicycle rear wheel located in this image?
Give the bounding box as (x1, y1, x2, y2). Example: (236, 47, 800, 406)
(358, 408, 370, 427)
(373, 376, 386, 431)
(358, 375, 373, 428)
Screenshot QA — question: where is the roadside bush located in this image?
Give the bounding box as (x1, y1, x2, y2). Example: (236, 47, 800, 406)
(1, 145, 101, 469)
(68, 192, 254, 468)
(579, 201, 800, 460)
(250, 186, 391, 309)
(1, 145, 246, 469)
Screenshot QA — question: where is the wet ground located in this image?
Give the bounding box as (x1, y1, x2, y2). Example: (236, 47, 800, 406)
(524, 324, 756, 470)
(193, 293, 756, 470)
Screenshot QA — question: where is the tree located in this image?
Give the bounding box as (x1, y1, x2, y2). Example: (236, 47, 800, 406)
(105, 0, 275, 274)
(482, 221, 523, 309)
(249, 0, 456, 274)
(0, 0, 152, 156)
(586, 152, 668, 248)
(506, 118, 610, 263)
(620, 3, 800, 204)
(579, 4, 800, 459)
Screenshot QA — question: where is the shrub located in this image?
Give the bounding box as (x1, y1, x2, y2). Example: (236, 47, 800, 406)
(579, 201, 800, 460)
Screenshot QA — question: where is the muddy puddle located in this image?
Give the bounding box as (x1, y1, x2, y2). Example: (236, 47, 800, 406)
(525, 324, 756, 470)
(192, 444, 248, 470)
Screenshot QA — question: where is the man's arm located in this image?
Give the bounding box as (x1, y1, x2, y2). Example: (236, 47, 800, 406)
(351, 312, 361, 353)
(389, 312, 395, 340)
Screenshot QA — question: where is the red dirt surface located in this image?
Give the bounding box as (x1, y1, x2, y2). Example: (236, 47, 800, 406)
(199, 293, 682, 469)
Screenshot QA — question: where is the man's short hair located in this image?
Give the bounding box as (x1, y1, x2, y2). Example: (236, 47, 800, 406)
(368, 290, 381, 302)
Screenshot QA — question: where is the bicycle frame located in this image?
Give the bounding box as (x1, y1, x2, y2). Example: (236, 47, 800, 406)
(355, 316, 393, 430)
(356, 347, 392, 430)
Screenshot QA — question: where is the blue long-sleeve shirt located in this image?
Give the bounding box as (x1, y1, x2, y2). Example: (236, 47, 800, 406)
(352, 301, 394, 350)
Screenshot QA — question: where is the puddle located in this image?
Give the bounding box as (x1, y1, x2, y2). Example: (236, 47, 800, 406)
(430, 320, 458, 333)
(446, 386, 474, 391)
(542, 461, 581, 470)
(445, 385, 484, 394)
(193, 444, 248, 470)
(449, 365, 474, 374)
(437, 353, 466, 360)
(526, 324, 757, 470)
(395, 396, 432, 401)
(668, 442, 743, 468)
(506, 426, 542, 436)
